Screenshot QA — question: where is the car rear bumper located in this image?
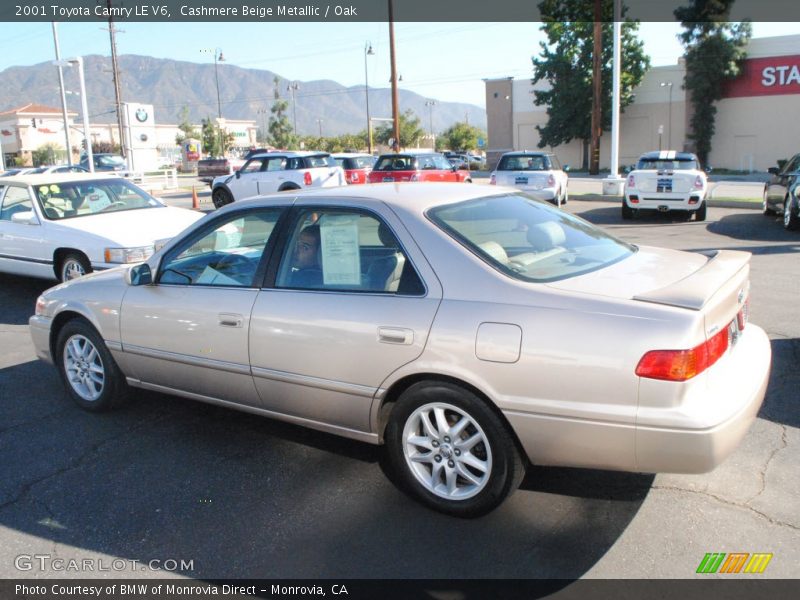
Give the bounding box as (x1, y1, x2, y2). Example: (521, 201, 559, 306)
(29, 315, 53, 364)
(634, 324, 771, 473)
(519, 187, 558, 202)
(625, 192, 705, 210)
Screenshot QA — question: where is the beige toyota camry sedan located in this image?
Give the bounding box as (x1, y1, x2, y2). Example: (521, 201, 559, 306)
(29, 184, 771, 517)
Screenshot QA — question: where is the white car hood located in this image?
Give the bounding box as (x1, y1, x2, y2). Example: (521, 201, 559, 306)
(54, 206, 202, 246)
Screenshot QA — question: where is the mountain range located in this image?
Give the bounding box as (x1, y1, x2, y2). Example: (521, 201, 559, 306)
(0, 55, 487, 136)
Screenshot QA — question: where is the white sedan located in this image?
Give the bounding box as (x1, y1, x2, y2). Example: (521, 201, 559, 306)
(0, 173, 203, 281)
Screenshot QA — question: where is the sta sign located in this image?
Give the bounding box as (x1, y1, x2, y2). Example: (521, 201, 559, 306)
(762, 64, 800, 87)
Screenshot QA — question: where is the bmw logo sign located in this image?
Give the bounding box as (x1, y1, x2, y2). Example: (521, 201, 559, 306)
(135, 108, 148, 123)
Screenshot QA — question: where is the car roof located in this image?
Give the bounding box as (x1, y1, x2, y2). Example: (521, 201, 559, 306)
(638, 150, 698, 161)
(248, 151, 330, 159)
(0, 173, 124, 186)
(231, 182, 512, 216)
(500, 151, 553, 157)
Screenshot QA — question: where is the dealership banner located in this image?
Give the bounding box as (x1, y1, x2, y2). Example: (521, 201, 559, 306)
(723, 55, 800, 98)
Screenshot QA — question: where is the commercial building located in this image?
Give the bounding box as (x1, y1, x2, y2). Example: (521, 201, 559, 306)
(485, 34, 800, 171)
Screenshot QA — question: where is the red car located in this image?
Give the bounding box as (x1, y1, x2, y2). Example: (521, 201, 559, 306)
(367, 152, 472, 183)
(333, 153, 376, 185)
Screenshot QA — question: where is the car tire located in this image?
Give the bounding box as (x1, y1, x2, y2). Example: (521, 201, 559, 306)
(59, 252, 91, 282)
(621, 201, 634, 220)
(762, 188, 775, 216)
(784, 196, 800, 231)
(561, 186, 568, 205)
(55, 319, 129, 412)
(695, 201, 707, 221)
(212, 187, 234, 209)
(385, 381, 526, 518)
(278, 184, 301, 192)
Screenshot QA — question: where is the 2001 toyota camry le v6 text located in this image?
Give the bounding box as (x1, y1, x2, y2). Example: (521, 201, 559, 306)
(29, 183, 771, 517)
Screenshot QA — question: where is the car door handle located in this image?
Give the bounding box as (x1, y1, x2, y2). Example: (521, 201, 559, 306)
(378, 327, 413, 345)
(218, 313, 243, 328)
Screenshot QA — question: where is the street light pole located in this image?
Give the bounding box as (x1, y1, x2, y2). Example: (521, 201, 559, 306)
(202, 47, 225, 155)
(388, 0, 400, 152)
(51, 23, 73, 166)
(425, 100, 436, 149)
(660, 81, 674, 149)
(287, 82, 299, 135)
(364, 42, 374, 154)
(316, 119, 323, 138)
(53, 57, 94, 172)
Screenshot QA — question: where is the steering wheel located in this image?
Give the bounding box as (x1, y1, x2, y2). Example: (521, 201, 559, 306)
(215, 254, 253, 274)
(97, 201, 127, 213)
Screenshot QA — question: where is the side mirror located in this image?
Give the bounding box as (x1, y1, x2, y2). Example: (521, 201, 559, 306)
(705, 166, 713, 174)
(11, 211, 38, 225)
(767, 167, 779, 175)
(235, 171, 241, 179)
(563, 164, 571, 173)
(128, 263, 153, 286)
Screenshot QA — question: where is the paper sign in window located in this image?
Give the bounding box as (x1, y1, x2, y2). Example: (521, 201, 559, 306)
(320, 215, 361, 285)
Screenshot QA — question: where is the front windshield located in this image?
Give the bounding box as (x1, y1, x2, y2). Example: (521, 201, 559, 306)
(33, 179, 164, 220)
(428, 193, 635, 283)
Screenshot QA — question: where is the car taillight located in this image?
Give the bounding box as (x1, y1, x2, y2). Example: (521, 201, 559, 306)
(490, 173, 496, 185)
(304, 172, 312, 186)
(410, 173, 419, 182)
(635, 327, 729, 382)
(693, 175, 704, 190)
(547, 174, 556, 187)
(627, 174, 636, 188)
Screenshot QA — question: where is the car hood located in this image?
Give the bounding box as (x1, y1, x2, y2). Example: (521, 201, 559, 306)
(546, 245, 711, 304)
(54, 206, 202, 246)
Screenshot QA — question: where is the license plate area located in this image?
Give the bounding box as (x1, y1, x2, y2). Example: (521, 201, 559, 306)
(515, 176, 528, 185)
(382, 177, 394, 182)
(657, 178, 673, 193)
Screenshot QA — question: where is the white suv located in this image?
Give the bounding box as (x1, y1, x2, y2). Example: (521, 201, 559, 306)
(623, 151, 709, 221)
(211, 151, 345, 208)
(490, 151, 569, 206)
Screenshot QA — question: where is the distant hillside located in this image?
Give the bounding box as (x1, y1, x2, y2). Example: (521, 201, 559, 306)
(0, 54, 486, 136)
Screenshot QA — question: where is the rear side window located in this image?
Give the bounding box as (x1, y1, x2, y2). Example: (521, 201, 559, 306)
(428, 193, 635, 283)
(304, 154, 336, 168)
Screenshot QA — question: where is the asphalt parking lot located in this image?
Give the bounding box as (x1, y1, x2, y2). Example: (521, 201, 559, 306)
(0, 199, 797, 580)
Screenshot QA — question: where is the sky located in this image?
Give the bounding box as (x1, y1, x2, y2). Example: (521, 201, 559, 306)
(0, 21, 796, 109)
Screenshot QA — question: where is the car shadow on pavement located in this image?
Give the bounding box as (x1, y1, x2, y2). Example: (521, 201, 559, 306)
(0, 365, 650, 580)
(0, 274, 52, 326)
(575, 205, 700, 226)
(706, 212, 798, 242)
(758, 338, 800, 429)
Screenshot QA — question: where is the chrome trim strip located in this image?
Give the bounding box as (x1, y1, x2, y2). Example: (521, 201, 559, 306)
(105, 340, 123, 352)
(251, 366, 376, 398)
(127, 379, 379, 445)
(122, 343, 251, 376)
(503, 409, 636, 429)
(0, 253, 52, 265)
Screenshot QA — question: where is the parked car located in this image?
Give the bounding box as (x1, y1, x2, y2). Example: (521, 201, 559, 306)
(30, 165, 90, 175)
(211, 151, 345, 208)
(763, 152, 800, 222)
(80, 154, 128, 174)
(1, 167, 39, 177)
(490, 151, 569, 206)
(197, 156, 246, 185)
(623, 151, 709, 220)
(367, 152, 472, 183)
(0, 173, 202, 281)
(29, 183, 770, 517)
(333, 153, 376, 185)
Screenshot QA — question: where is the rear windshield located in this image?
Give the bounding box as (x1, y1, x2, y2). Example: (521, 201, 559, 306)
(374, 155, 417, 171)
(428, 193, 635, 283)
(497, 155, 553, 171)
(637, 159, 698, 171)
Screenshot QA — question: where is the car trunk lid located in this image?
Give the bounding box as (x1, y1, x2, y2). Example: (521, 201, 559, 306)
(634, 169, 695, 193)
(495, 170, 550, 189)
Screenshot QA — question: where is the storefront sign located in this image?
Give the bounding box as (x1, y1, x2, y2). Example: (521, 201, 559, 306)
(723, 55, 800, 98)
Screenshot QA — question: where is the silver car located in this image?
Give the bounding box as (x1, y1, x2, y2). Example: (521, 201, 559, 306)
(29, 183, 771, 517)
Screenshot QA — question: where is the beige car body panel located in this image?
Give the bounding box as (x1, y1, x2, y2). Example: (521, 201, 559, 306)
(30, 184, 771, 475)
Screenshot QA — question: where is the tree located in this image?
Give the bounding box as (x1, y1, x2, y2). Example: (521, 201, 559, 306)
(268, 76, 297, 150)
(32, 143, 65, 166)
(675, 1, 751, 166)
(91, 141, 121, 155)
(532, 0, 650, 169)
(374, 110, 425, 149)
(200, 117, 233, 157)
(441, 122, 486, 153)
(175, 105, 198, 145)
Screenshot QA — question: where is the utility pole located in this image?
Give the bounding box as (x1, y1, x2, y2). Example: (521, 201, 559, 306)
(287, 82, 299, 134)
(105, 0, 126, 161)
(388, 0, 400, 152)
(52, 22, 73, 166)
(590, 0, 602, 175)
(425, 100, 436, 148)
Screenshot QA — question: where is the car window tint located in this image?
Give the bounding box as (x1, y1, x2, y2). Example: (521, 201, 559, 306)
(433, 155, 453, 170)
(240, 158, 265, 174)
(0, 186, 33, 221)
(32, 179, 162, 220)
(307, 154, 334, 168)
(428, 193, 635, 283)
(353, 157, 373, 169)
(637, 159, 698, 171)
(276, 209, 424, 295)
(159, 209, 282, 287)
(266, 158, 287, 171)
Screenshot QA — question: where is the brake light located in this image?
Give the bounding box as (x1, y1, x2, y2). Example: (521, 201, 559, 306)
(635, 327, 729, 382)
(303, 171, 312, 186)
(490, 173, 496, 185)
(693, 175, 704, 190)
(547, 174, 556, 187)
(627, 174, 635, 188)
